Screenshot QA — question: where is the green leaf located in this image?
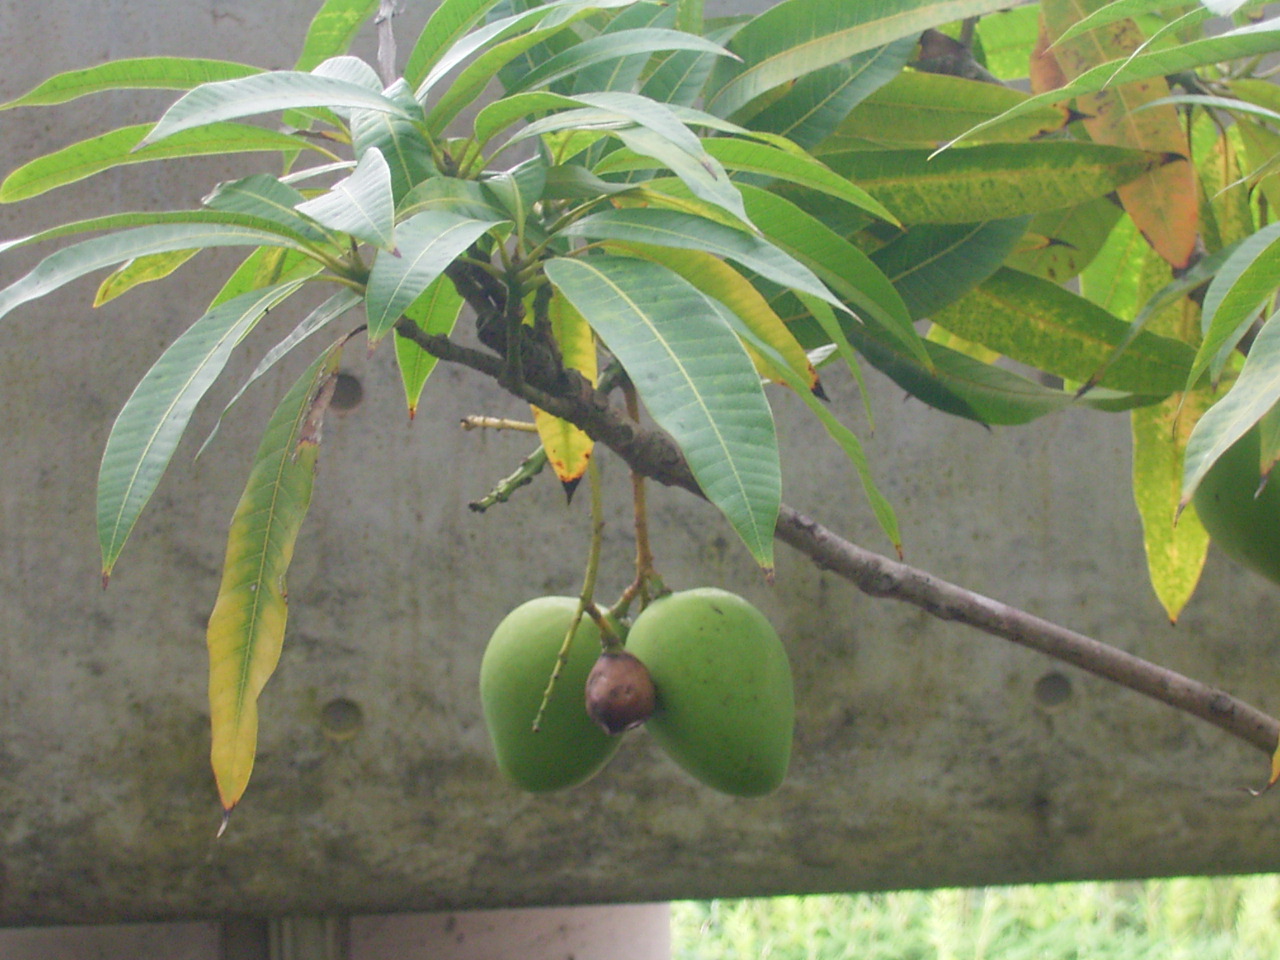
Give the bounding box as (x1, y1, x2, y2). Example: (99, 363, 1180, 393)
(571, 2, 676, 94)
(473, 90, 584, 148)
(95, 249, 201, 306)
(207, 248, 322, 311)
(365, 210, 507, 343)
(545, 254, 780, 571)
(424, 8, 618, 135)
(640, 22, 737, 107)
(1190, 222, 1280, 389)
(509, 29, 734, 94)
(972, 5, 1042, 80)
(948, 19, 1280, 148)
(839, 322, 1149, 424)
(517, 92, 750, 223)
(827, 70, 1071, 149)
(142, 71, 412, 147)
(97, 280, 309, 580)
(0, 216, 326, 324)
(207, 341, 344, 813)
(394, 276, 466, 419)
(295, 147, 396, 251)
(930, 267, 1195, 395)
(310, 54, 383, 90)
(483, 157, 548, 244)
(702, 137, 899, 225)
(1004, 196, 1123, 283)
(397, 177, 510, 220)
(598, 135, 901, 223)
(1079, 208, 1147, 318)
(351, 81, 437, 205)
(703, 0, 1017, 120)
(708, 294, 901, 553)
(198, 290, 364, 457)
(712, 181, 924, 365)
(403, 0, 506, 88)
(565, 207, 848, 315)
(1183, 312, 1280, 503)
(543, 163, 637, 199)
(1083, 242, 1236, 394)
(745, 38, 915, 150)
(203, 175, 330, 242)
(871, 218, 1030, 320)
(604, 240, 816, 386)
(822, 142, 1173, 224)
(293, 0, 381, 71)
(0, 57, 261, 110)
(0, 122, 327, 204)
(410, 0, 631, 94)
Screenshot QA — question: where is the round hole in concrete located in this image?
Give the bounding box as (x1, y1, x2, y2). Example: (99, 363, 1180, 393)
(1033, 671, 1072, 708)
(320, 697, 364, 740)
(330, 372, 364, 410)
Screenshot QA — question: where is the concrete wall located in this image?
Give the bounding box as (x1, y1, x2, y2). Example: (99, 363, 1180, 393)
(3, 0, 1280, 930)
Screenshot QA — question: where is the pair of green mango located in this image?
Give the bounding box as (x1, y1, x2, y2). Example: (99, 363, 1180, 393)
(479, 588, 795, 797)
(1193, 426, 1280, 587)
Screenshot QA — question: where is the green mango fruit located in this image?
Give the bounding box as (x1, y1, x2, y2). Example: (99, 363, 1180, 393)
(626, 588, 794, 797)
(1193, 426, 1280, 585)
(480, 596, 621, 792)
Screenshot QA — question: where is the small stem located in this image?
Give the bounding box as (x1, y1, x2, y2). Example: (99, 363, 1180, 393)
(582, 599, 617, 643)
(495, 238, 516, 276)
(453, 255, 506, 280)
(531, 609, 585, 734)
(623, 379, 657, 608)
(532, 457, 609, 730)
(460, 415, 538, 432)
(542, 199, 609, 242)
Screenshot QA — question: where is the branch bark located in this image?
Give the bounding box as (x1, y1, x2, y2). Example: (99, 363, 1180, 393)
(393, 315, 1280, 762)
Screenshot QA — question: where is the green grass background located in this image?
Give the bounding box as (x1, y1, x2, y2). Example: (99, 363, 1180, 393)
(672, 876, 1280, 959)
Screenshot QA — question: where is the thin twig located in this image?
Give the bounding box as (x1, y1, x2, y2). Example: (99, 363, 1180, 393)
(467, 446, 547, 513)
(773, 507, 1280, 756)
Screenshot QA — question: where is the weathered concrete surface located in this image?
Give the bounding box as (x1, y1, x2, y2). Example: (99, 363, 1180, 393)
(3, 0, 1280, 928)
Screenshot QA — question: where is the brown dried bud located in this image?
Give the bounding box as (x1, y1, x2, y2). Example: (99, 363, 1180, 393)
(584, 650, 656, 735)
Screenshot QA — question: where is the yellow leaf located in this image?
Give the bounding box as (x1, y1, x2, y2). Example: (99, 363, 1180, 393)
(206, 344, 342, 815)
(1129, 245, 1209, 621)
(532, 292, 596, 485)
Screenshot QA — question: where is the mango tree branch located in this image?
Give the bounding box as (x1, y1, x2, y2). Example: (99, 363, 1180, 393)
(393, 319, 1280, 762)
